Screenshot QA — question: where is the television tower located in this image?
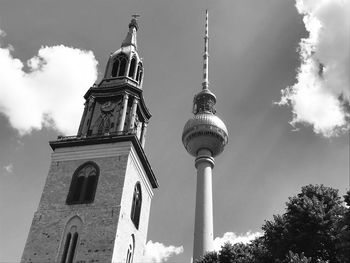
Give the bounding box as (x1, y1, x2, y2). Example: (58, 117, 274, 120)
(182, 10, 228, 261)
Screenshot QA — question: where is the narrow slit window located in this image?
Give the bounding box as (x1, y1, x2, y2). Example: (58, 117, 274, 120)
(135, 62, 142, 82)
(60, 233, 71, 263)
(135, 65, 140, 81)
(112, 59, 120, 77)
(138, 70, 143, 84)
(128, 57, 136, 78)
(59, 217, 82, 263)
(126, 249, 130, 263)
(67, 232, 78, 263)
(118, 56, 127, 77)
(126, 235, 135, 263)
(130, 183, 142, 229)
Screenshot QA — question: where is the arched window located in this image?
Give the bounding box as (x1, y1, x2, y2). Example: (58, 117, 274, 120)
(135, 63, 142, 82)
(66, 162, 99, 205)
(125, 235, 135, 263)
(138, 69, 143, 84)
(118, 55, 128, 77)
(135, 62, 143, 85)
(126, 244, 132, 263)
(61, 233, 71, 263)
(60, 216, 82, 263)
(111, 59, 120, 77)
(130, 183, 142, 229)
(111, 53, 128, 77)
(128, 57, 136, 78)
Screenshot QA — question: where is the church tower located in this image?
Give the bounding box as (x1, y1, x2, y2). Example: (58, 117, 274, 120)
(182, 11, 228, 261)
(21, 16, 158, 263)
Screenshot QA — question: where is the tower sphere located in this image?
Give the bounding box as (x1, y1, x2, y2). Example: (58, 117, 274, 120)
(182, 112, 228, 157)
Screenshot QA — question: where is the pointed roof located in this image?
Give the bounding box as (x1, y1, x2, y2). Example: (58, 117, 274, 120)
(121, 16, 139, 49)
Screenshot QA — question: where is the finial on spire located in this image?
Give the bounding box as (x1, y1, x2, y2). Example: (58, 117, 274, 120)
(202, 10, 209, 90)
(129, 14, 140, 31)
(122, 14, 139, 49)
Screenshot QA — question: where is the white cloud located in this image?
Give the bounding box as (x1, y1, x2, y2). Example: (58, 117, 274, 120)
(144, 240, 184, 263)
(277, 0, 350, 137)
(0, 28, 98, 135)
(213, 231, 262, 251)
(3, 163, 13, 173)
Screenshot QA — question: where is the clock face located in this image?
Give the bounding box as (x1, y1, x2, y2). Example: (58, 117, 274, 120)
(101, 101, 116, 112)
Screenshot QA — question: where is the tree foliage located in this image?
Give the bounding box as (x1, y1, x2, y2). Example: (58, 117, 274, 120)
(197, 185, 348, 263)
(336, 190, 350, 262)
(284, 251, 312, 263)
(196, 251, 219, 263)
(196, 242, 262, 263)
(263, 184, 345, 262)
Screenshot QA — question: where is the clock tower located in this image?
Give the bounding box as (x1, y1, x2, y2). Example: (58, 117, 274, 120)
(21, 17, 158, 263)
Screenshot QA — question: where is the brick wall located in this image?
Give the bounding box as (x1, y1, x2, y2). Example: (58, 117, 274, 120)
(21, 141, 154, 263)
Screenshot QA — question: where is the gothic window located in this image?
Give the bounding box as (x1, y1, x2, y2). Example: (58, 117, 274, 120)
(118, 55, 128, 77)
(111, 59, 120, 77)
(130, 183, 142, 229)
(135, 62, 143, 82)
(61, 232, 71, 263)
(111, 53, 128, 77)
(135, 66, 140, 81)
(126, 245, 132, 263)
(66, 162, 99, 205)
(128, 57, 136, 78)
(60, 216, 82, 263)
(139, 70, 143, 84)
(125, 235, 135, 263)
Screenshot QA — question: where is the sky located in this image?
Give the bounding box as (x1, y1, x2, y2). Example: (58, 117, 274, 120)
(0, 0, 349, 262)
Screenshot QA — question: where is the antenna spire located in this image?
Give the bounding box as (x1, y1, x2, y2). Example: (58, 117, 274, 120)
(202, 10, 209, 90)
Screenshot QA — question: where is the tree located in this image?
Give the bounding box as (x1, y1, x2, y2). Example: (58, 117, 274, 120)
(197, 184, 347, 263)
(219, 243, 254, 263)
(336, 190, 350, 262)
(196, 242, 258, 263)
(284, 251, 312, 263)
(263, 184, 345, 263)
(196, 251, 219, 263)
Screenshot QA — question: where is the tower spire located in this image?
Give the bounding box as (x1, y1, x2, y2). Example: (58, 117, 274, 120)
(192, 10, 216, 115)
(202, 10, 209, 90)
(121, 15, 139, 49)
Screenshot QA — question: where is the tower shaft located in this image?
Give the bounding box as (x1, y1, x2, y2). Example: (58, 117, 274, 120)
(193, 149, 214, 260)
